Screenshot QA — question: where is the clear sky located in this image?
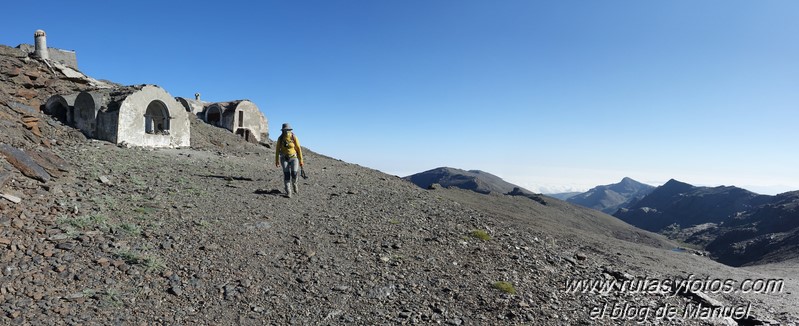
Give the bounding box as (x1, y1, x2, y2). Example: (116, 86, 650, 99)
(2, 1, 797, 195)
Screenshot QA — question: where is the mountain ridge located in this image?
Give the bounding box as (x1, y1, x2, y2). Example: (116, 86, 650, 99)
(614, 179, 799, 266)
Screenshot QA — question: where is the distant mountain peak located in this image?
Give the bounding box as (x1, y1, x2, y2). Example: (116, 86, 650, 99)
(566, 178, 655, 214)
(663, 178, 689, 186)
(658, 179, 694, 192)
(618, 177, 645, 187)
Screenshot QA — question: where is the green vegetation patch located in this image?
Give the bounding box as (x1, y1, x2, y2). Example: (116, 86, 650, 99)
(94, 195, 118, 211)
(470, 229, 491, 241)
(116, 223, 142, 236)
(113, 250, 165, 272)
(100, 288, 123, 308)
(493, 281, 517, 295)
(133, 206, 157, 215)
(129, 176, 146, 187)
(194, 219, 211, 227)
(57, 214, 108, 230)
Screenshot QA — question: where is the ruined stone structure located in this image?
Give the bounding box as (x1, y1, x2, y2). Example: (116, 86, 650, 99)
(176, 97, 269, 143)
(203, 100, 268, 143)
(17, 29, 79, 70)
(34, 30, 48, 60)
(175, 94, 206, 115)
(25, 29, 268, 147)
(46, 85, 190, 148)
(43, 94, 77, 126)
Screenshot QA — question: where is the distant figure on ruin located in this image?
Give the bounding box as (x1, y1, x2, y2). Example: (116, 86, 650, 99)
(275, 123, 304, 198)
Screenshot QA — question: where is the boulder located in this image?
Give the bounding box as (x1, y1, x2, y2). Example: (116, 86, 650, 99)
(0, 144, 50, 182)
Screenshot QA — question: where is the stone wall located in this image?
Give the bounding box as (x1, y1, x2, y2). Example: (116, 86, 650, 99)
(116, 85, 190, 148)
(16, 44, 79, 70)
(176, 97, 205, 115)
(45, 86, 191, 148)
(233, 100, 268, 143)
(73, 92, 99, 137)
(95, 109, 119, 143)
(202, 100, 268, 143)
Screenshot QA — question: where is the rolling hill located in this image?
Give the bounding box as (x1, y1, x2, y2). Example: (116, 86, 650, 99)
(403, 167, 530, 195)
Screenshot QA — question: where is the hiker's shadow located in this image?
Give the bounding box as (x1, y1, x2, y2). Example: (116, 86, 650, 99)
(254, 188, 283, 196)
(198, 174, 255, 181)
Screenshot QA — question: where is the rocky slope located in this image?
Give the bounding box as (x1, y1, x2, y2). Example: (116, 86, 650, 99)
(1, 43, 798, 325)
(566, 177, 655, 214)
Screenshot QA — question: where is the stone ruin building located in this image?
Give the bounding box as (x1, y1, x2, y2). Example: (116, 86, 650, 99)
(175, 93, 205, 115)
(23, 29, 269, 148)
(16, 29, 109, 89)
(17, 30, 79, 70)
(45, 85, 191, 148)
(176, 94, 269, 144)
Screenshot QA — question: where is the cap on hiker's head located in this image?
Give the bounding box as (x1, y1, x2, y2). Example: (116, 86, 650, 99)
(281, 123, 292, 131)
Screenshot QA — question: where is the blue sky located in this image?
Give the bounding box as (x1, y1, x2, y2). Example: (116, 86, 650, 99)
(2, 1, 797, 194)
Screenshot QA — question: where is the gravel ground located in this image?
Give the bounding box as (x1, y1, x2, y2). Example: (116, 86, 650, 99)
(1, 123, 796, 325)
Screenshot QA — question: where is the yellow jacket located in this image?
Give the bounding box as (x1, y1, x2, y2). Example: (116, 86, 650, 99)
(275, 131, 303, 165)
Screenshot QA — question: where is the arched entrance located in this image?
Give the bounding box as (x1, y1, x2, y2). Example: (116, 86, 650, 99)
(205, 106, 222, 126)
(45, 97, 71, 124)
(52, 102, 69, 124)
(145, 100, 170, 134)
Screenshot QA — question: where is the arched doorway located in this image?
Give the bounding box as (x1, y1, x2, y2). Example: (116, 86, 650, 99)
(52, 102, 69, 124)
(145, 100, 170, 134)
(205, 106, 222, 126)
(45, 98, 70, 124)
(74, 92, 98, 137)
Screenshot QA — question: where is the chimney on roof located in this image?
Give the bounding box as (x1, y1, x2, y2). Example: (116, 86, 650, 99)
(34, 29, 49, 60)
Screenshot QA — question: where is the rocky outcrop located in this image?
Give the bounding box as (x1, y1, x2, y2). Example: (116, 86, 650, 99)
(507, 186, 547, 205)
(0, 144, 50, 182)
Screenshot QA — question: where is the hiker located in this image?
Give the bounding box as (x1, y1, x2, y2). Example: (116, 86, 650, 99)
(275, 123, 304, 197)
